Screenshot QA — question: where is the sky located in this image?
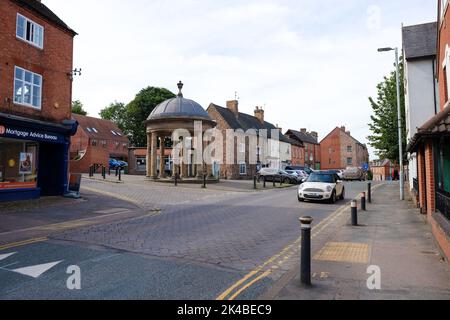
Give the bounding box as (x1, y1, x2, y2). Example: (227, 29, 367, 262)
(44, 0, 438, 158)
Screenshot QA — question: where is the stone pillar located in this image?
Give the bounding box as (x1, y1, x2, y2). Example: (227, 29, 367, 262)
(146, 132, 152, 178)
(151, 132, 158, 179)
(159, 136, 166, 178)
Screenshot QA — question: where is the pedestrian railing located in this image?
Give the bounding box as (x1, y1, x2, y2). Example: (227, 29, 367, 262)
(436, 189, 450, 221)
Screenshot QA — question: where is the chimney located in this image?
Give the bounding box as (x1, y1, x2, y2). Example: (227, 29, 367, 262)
(300, 128, 307, 133)
(276, 124, 282, 133)
(310, 131, 318, 139)
(254, 106, 265, 124)
(227, 100, 239, 116)
(346, 131, 351, 136)
(340, 126, 346, 132)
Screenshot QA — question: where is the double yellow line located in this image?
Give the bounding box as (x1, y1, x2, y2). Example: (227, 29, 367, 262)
(217, 183, 385, 300)
(0, 237, 48, 251)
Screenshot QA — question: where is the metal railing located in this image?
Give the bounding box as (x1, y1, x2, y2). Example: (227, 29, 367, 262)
(413, 178, 419, 193)
(436, 190, 450, 221)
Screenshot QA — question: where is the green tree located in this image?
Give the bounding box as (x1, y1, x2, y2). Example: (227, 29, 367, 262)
(71, 100, 88, 116)
(99, 101, 127, 131)
(368, 61, 407, 163)
(100, 87, 175, 147)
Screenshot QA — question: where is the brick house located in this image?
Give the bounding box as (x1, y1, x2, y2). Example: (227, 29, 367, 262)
(70, 114, 130, 173)
(207, 101, 293, 180)
(407, 0, 450, 260)
(320, 126, 369, 170)
(285, 129, 321, 170)
(370, 159, 399, 181)
(128, 146, 173, 176)
(0, 0, 78, 201)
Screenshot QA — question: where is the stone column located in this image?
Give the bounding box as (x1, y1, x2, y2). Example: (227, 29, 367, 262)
(151, 132, 158, 179)
(159, 136, 166, 178)
(146, 132, 152, 178)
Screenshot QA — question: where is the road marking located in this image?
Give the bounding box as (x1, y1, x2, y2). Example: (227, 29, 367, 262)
(0, 238, 48, 251)
(314, 242, 371, 264)
(11, 261, 62, 278)
(0, 252, 16, 261)
(217, 183, 386, 300)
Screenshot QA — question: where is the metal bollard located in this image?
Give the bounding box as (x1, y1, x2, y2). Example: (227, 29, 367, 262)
(118, 168, 122, 181)
(361, 192, 366, 211)
(102, 167, 106, 179)
(203, 174, 207, 189)
(299, 216, 313, 286)
(263, 177, 266, 188)
(368, 183, 372, 203)
(280, 177, 283, 187)
(115, 168, 119, 177)
(273, 179, 275, 187)
(175, 173, 178, 186)
(254, 176, 257, 189)
(351, 200, 358, 226)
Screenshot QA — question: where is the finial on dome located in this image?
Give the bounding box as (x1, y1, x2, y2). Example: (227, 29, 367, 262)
(177, 81, 184, 97)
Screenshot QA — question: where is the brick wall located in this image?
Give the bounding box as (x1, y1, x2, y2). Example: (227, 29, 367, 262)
(320, 128, 341, 170)
(438, 2, 450, 110)
(425, 140, 435, 215)
(418, 148, 427, 213)
(0, 0, 74, 123)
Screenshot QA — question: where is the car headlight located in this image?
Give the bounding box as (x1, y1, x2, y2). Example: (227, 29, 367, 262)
(326, 186, 333, 192)
(299, 184, 305, 191)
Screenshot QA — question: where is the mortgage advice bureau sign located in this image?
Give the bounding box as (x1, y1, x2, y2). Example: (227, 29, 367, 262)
(0, 124, 66, 144)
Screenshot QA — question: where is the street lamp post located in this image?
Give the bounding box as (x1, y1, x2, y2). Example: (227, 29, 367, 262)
(377, 47, 405, 201)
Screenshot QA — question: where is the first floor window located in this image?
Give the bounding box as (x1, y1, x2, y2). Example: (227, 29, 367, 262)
(16, 14, 44, 48)
(14, 66, 42, 109)
(347, 157, 353, 165)
(239, 162, 247, 175)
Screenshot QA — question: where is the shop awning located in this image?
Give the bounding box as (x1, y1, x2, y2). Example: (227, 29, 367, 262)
(407, 104, 450, 152)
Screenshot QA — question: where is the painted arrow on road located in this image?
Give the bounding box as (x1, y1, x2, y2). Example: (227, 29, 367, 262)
(0, 252, 17, 261)
(11, 261, 63, 279)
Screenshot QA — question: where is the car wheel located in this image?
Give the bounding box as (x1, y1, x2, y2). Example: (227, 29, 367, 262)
(329, 191, 337, 204)
(298, 196, 304, 202)
(340, 188, 345, 200)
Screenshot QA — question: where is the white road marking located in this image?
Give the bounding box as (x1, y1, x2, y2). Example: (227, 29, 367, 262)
(0, 252, 16, 261)
(11, 261, 63, 278)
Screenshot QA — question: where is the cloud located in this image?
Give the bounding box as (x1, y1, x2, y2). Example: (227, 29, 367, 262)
(44, 0, 437, 158)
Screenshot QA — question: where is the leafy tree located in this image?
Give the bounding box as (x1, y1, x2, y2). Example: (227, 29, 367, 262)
(368, 60, 407, 163)
(71, 100, 88, 116)
(100, 87, 175, 147)
(99, 101, 127, 131)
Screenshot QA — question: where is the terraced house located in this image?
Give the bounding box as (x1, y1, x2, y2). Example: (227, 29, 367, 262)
(407, 0, 450, 260)
(0, 0, 77, 202)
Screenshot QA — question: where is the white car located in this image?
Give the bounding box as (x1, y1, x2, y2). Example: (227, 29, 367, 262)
(298, 172, 345, 204)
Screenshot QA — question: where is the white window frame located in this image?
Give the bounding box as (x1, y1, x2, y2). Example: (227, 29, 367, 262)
(16, 13, 44, 49)
(13, 66, 42, 110)
(239, 162, 247, 175)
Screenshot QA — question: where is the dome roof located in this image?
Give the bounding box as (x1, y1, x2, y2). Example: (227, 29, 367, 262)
(147, 82, 212, 122)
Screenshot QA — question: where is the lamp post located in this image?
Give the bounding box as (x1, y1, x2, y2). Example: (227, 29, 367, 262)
(377, 47, 404, 201)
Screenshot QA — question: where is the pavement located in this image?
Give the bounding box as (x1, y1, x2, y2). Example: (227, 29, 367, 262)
(266, 183, 450, 300)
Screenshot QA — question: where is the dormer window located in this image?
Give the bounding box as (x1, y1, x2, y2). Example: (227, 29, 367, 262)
(111, 130, 117, 136)
(86, 128, 92, 133)
(92, 128, 98, 133)
(16, 14, 44, 49)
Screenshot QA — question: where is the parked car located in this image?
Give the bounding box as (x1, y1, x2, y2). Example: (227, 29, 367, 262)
(285, 170, 308, 183)
(321, 169, 344, 180)
(298, 172, 345, 204)
(258, 168, 301, 184)
(109, 158, 120, 169)
(342, 167, 365, 181)
(285, 166, 314, 175)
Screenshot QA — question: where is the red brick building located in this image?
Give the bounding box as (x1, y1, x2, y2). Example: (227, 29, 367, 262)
(0, 0, 78, 201)
(285, 129, 320, 170)
(408, 0, 450, 260)
(70, 114, 129, 173)
(320, 126, 369, 170)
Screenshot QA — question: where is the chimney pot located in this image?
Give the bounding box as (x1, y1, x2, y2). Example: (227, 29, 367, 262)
(300, 128, 307, 133)
(254, 106, 265, 124)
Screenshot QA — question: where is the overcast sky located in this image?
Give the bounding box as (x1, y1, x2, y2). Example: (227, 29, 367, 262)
(45, 0, 437, 158)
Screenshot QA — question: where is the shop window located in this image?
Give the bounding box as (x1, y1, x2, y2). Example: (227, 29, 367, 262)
(0, 139, 38, 190)
(16, 14, 44, 49)
(14, 66, 42, 109)
(136, 157, 146, 172)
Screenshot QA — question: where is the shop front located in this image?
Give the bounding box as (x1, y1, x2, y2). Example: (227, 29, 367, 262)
(0, 113, 77, 202)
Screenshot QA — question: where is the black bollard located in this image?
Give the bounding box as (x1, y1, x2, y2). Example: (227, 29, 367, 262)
(299, 216, 313, 286)
(175, 173, 178, 186)
(254, 176, 257, 190)
(263, 177, 266, 188)
(115, 168, 119, 177)
(203, 174, 207, 189)
(118, 168, 122, 181)
(273, 179, 276, 187)
(280, 177, 283, 187)
(368, 183, 372, 203)
(102, 167, 106, 179)
(351, 200, 358, 226)
(361, 192, 366, 211)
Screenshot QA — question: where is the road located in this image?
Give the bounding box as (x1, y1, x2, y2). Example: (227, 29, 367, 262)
(0, 180, 377, 300)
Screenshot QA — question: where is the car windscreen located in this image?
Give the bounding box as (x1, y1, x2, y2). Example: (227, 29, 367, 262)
(307, 173, 335, 183)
